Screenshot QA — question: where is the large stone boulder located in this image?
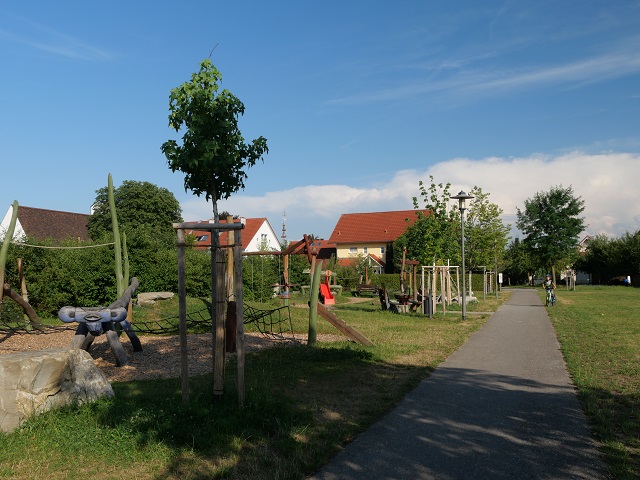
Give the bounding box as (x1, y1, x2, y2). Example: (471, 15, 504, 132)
(0, 348, 113, 433)
(136, 291, 174, 306)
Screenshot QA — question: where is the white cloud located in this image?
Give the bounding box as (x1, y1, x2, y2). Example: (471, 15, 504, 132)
(181, 151, 640, 242)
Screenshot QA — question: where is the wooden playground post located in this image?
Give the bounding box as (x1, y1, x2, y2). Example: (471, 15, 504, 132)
(308, 256, 321, 346)
(482, 268, 487, 301)
(439, 266, 446, 314)
(226, 216, 235, 302)
(176, 228, 189, 404)
(282, 254, 290, 306)
(212, 245, 226, 398)
(400, 248, 406, 293)
(174, 221, 245, 406)
(431, 264, 437, 317)
(234, 229, 245, 407)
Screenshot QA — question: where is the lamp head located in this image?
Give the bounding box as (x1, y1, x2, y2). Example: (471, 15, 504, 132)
(450, 190, 474, 210)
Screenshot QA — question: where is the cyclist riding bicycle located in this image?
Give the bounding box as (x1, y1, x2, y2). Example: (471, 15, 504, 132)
(543, 273, 556, 306)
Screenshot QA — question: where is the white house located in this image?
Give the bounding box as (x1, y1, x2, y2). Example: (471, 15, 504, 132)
(187, 217, 281, 252)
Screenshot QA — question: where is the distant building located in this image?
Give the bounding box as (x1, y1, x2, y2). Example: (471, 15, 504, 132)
(327, 210, 426, 273)
(575, 235, 593, 284)
(186, 217, 281, 253)
(0, 205, 89, 242)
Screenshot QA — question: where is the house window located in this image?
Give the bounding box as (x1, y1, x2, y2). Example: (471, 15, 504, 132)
(349, 247, 357, 254)
(363, 247, 368, 255)
(380, 246, 385, 255)
(261, 234, 267, 241)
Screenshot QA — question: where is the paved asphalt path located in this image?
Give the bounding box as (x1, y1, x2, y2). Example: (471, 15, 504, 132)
(308, 289, 608, 479)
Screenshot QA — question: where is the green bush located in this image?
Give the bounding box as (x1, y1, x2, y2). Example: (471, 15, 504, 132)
(370, 273, 401, 292)
(5, 233, 212, 316)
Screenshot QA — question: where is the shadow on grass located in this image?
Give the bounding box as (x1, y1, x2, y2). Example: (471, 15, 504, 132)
(89, 344, 423, 479)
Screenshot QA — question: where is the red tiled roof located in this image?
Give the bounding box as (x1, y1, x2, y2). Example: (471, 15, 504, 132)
(337, 258, 355, 267)
(17, 206, 90, 241)
(328, 210, 427, 244)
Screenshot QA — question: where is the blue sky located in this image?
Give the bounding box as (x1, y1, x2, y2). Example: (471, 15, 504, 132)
(2, 1, 640, 243)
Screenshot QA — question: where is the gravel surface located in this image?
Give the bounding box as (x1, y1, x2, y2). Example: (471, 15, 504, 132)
(0, 328, 343, 383)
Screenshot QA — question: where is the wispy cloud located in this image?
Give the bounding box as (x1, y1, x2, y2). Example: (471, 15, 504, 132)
(0, 15, 114, 61)
(327, 40, 640, 106)
(466, 47, 640, 93)
(181, 151, 640, 242)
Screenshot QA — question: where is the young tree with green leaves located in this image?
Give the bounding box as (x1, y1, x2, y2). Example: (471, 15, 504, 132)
(516, 185, 585, 281)
(396, 176, 460, 268)
(161, 58, 268, 224)
(464, 186, 511, 273)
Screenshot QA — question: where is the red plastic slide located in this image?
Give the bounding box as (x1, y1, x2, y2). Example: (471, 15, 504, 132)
(319, 280, 335, 305)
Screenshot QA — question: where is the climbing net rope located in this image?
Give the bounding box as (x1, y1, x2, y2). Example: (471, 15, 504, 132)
(132, 303, 296, 340)
(0, 319, 71, 335)
(1, 302, 296, 341)
(243, 304, 296, 340)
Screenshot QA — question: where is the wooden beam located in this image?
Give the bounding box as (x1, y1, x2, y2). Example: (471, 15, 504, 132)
(316, 304, 374, 346)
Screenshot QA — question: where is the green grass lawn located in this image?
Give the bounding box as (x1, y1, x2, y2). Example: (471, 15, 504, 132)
(544, 285, 640, 479)
(3, 286, 636, 479)
(0, 292, 504, 480)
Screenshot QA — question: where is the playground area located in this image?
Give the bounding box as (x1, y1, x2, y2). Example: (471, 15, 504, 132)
(0, 325, 345, 383)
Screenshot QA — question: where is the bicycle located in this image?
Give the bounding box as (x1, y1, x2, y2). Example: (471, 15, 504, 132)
(545, 288, 556, 306)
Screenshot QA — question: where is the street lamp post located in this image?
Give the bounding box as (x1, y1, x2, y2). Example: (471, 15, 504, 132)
(451, 191, 474, 320)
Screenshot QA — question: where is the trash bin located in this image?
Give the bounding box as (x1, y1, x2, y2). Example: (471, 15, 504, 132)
(423, 296, 432, 315)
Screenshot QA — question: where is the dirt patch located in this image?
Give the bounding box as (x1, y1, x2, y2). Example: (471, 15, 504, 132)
(0, 329, 345, 383)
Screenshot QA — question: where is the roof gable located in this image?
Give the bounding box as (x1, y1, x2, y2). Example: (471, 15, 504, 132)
(14, 206, 90, 242)
(187, 217, 280, 251)
(328, 210, 427, 244)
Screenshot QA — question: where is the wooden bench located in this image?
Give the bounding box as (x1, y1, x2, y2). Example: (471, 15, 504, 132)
(378, 287, 400, 313)
(301, 285, 343, 296)
(408, 299, 422, 312)
(352, 284, 379, 297)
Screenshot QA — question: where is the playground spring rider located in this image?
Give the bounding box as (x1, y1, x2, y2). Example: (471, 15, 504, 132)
(58, 278, 143, 367)
(58, 305, 141, 367)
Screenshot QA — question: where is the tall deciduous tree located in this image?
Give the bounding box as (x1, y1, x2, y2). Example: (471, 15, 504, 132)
(503, 237, 535, 285)
(395, 176, 460, 267)
(88, 180, 183, 240)
(516, 185, 585, 280)
(619, 230, 640, 279)
(161, 59, 268, 224)
(575, 230, 640, 284)
(464, 186, 511, 274)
